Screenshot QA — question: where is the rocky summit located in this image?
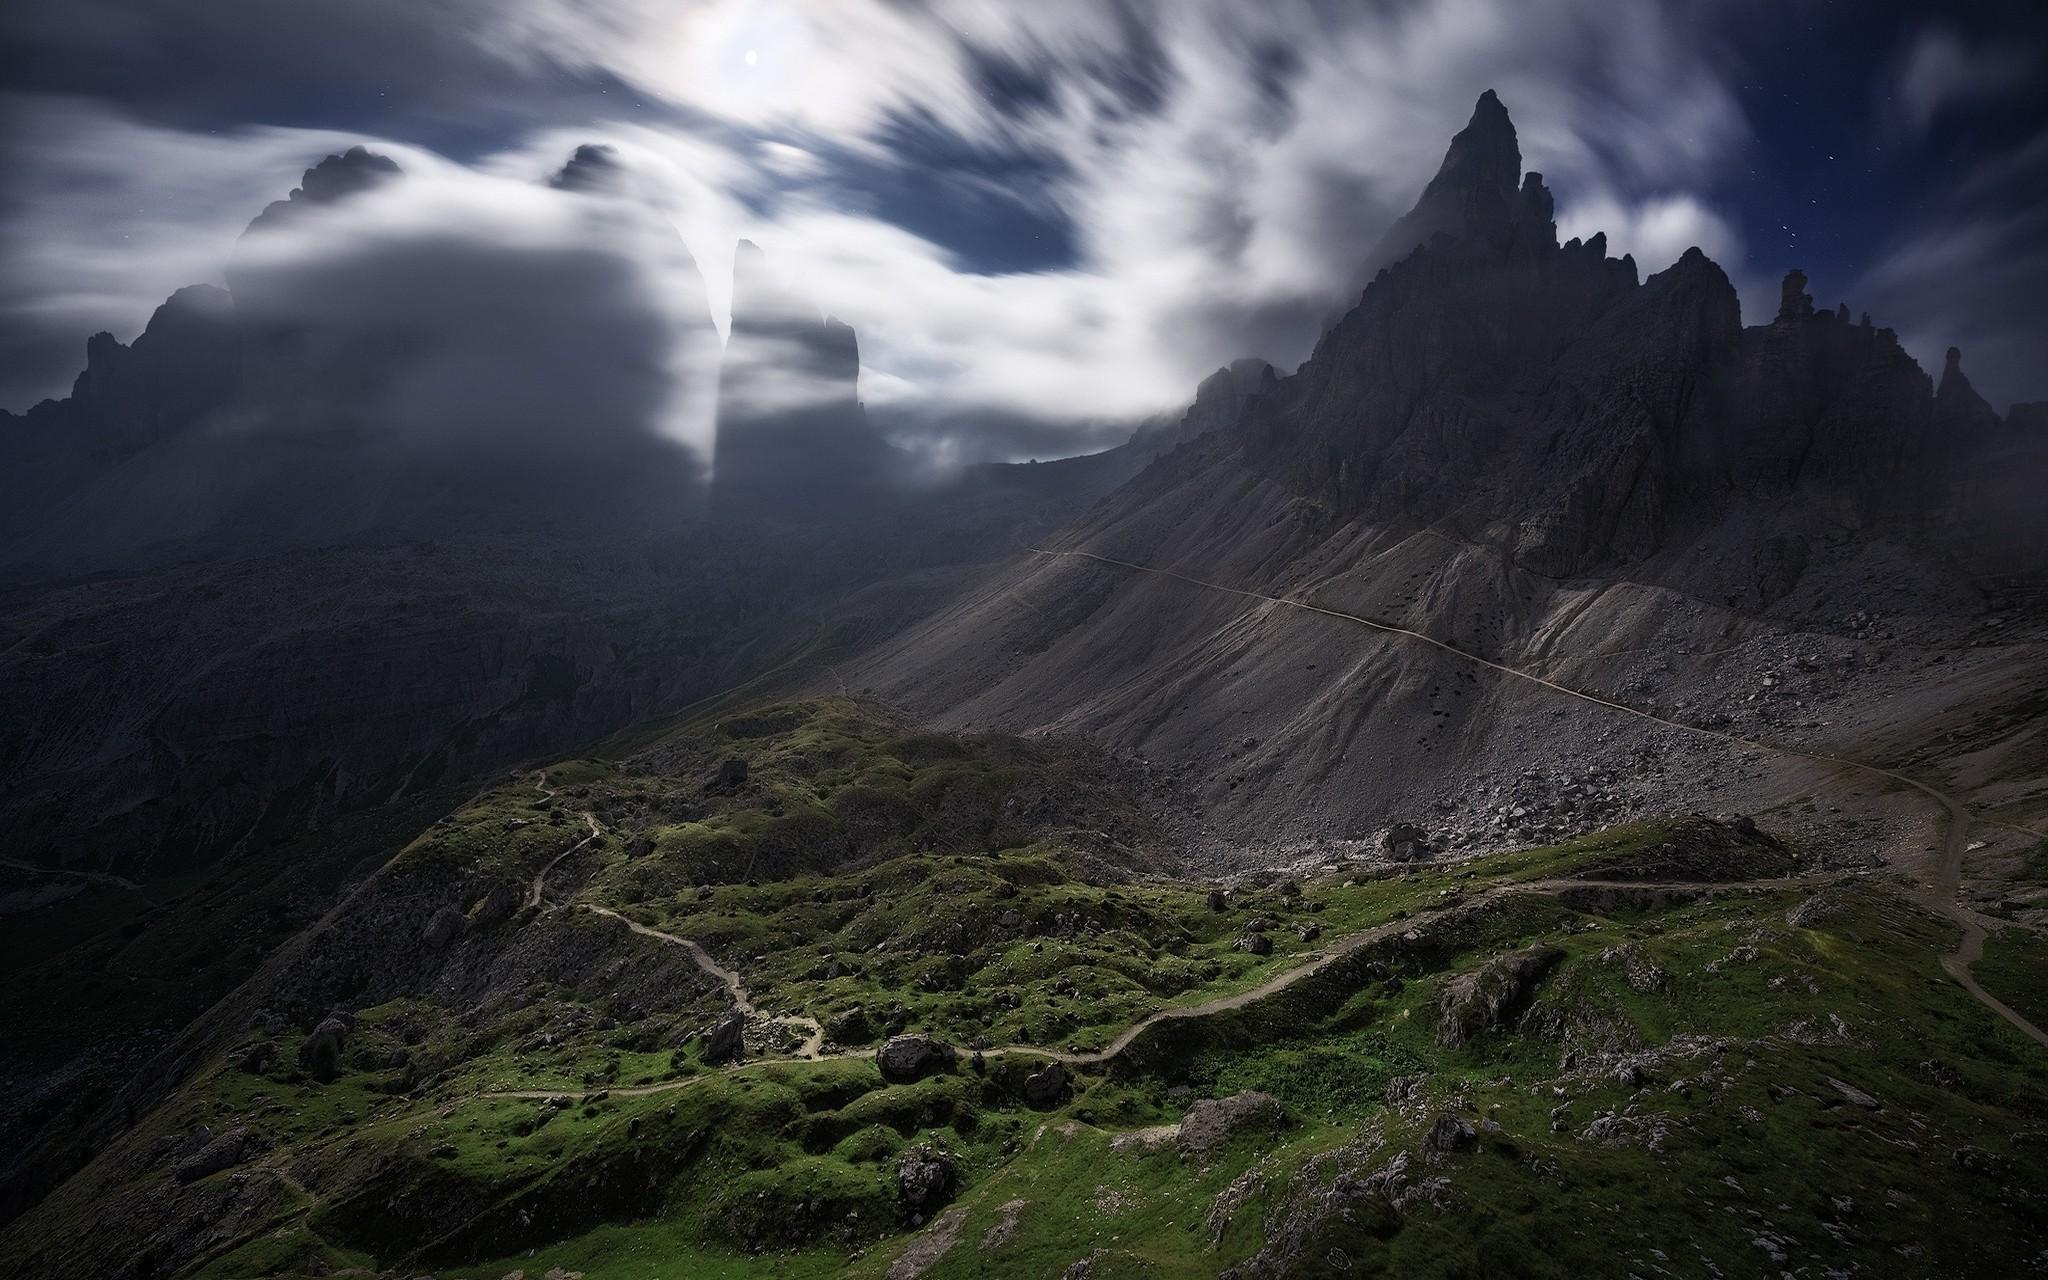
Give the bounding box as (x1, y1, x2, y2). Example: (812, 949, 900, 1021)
(3, 38, 2047, 1280)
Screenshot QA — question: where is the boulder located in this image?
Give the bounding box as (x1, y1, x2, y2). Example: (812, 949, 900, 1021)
(423, 904, 467, 948)
(1206, 889, 1228, 912)
(1435, 946, 1563, 1047)
(826, 1006, 874, 1046)
(1177, 1091, 1287, 1159)
(896, 1145, 957, 1217)
(173, 1126, 266, 1183)
(298, 1017, 348, 1083)
(472, 882, 522, 929)
(878, 1034, 955, 1083)
(1022, 1061, 1068, 1109)
(1382, 823, 1431, 862)
(1426, 1113, 1478, 1154)
(703, 1011, 746, 1064)
(1235, 933, 1273, 956)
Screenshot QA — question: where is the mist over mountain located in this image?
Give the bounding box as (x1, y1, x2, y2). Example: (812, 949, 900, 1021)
(3, 8, 2048, 1280)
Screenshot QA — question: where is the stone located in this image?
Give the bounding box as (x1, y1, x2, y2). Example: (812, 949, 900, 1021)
(1022, 1061, 1068, 1108)
(896, 1145, 958, 1216)
(878, 1034, 956, 1084)
(826, 1006, 874, 1046)
(1178, 1091, 1287, 1159)
(703, 1011, 745, 1065)
(1382, 823, 1431, 862)
(1425, 1114, 1477, 1154)
(1435, 947, 1563, 1047)
(1235, 933, 1273, 956)
(173, 1126, 264, 1184)
(422, 905, 467, 948)
(472, 883, 522, 928)
(298, 1017, 348, 1083)
(1206, 889, 1228, 912)
(1824, 1077, 1880, 1110)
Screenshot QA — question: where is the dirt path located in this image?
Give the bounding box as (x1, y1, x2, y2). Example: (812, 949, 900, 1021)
(1027, 546, 2048, 1051)
(525, 769, 825, 1057)
(472, 871, 1826, 1106)
(525, 772, 606, 910)
(584, 904, 825, 1058)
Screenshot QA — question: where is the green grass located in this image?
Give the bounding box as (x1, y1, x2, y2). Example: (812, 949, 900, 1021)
(7, 699, 2046, 1280)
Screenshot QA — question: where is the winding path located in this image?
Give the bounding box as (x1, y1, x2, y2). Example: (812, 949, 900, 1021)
(460, 546, 2046, 1116)
(524, 770, 826, 1058)
(1023, 546, 2048, 1051)
(525, 772, 606, 910)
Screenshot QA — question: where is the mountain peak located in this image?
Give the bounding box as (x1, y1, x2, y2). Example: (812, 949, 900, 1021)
(245, 146, 401, 236)
(1353, 91, 1538, 284)
(549, 143, 625, 194)
(1435, 89, 1522, 199)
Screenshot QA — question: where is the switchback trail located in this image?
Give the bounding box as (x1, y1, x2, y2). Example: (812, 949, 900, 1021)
(1026, 546, 2048, 1051)
(525, 772, 606, 910)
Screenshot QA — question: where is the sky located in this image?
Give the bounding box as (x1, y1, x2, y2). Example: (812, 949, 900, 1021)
(2, 0, 2045, 461)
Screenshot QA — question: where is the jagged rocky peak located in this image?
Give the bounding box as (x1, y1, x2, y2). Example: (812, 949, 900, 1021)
(714, 238, 889, 500)
(549, 143, 626, 193)
(1776, 268, 1817, 322)
(1362, 90, 1557, 273)
(1435, 88, 1521, 199)
(244, 146, 402, 235)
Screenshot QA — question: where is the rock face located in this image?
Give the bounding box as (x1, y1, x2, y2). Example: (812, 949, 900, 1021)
(1223, 91, 2037, 598)
(713, 240, 896, 509)
(877, 1034, 955, 1083)
(1436, 947, 1564, 1048)
(242, 146, 402, 236)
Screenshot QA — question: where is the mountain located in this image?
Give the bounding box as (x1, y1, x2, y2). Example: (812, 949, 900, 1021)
(849, 91, 2048, 868)
(712, 239, 900, 509)
(3, 91, 2047, 1280)
(0, 147, 1164, 887)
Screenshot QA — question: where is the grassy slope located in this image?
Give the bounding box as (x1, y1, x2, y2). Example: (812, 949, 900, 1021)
(6, 699, 2045, 1278)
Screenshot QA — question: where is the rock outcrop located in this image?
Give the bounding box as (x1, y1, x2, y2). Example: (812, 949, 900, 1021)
(713, 240, 896, 508)
(1436, 947, 1564, 1048)
(877, 1034, 955, 1083)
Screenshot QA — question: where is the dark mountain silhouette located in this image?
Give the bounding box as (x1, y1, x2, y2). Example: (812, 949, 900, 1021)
(712, 239, 899, 509)
(851, 90, 2048, 857)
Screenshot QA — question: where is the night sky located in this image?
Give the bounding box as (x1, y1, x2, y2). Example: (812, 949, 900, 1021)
(3, 0, 2044, 460)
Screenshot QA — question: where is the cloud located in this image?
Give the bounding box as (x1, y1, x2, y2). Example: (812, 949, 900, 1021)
(1853, 128, 2048, 413)
(1892, 26, 2041, 138)
(5, 0, 1769, 461)
(225, 155, 722, 464)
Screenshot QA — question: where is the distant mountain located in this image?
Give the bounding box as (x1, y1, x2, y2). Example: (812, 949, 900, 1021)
(850, 91, 2048, 857)
(712, 239, 901, 510)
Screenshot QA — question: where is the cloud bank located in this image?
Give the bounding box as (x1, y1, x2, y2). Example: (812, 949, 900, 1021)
(4, 0, 2040, 461)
